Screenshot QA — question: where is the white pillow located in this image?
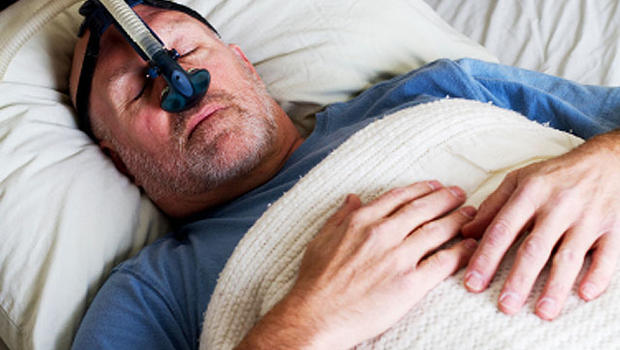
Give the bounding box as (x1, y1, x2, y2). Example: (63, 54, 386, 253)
(0, 0, 498, 349)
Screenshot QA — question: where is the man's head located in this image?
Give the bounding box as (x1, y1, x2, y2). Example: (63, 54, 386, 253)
(69, 1, 303, 217)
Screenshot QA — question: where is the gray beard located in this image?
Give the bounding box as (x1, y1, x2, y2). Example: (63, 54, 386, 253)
(113, 82, 278, 202)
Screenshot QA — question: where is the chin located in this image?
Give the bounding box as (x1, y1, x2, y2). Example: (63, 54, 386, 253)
(180, 119, 276, 193)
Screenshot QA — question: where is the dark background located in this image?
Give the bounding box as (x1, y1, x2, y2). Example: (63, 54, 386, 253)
(1, 0, 19, 12)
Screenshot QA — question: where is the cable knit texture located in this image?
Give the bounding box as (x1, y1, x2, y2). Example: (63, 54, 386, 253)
(201, 99, 618, 349)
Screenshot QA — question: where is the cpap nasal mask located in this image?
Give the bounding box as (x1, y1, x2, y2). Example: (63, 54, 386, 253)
(76, 0, 218, 140)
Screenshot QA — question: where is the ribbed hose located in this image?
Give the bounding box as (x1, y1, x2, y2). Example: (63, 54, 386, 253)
(0, 0, 83, 80)
(98, 0, 162, 59)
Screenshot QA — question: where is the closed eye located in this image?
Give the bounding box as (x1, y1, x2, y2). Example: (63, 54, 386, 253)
(132, 48, 199, 101)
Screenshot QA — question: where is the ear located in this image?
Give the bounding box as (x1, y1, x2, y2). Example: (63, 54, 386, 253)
(228, 44, 260, 80)
(99, 140, 139, 185)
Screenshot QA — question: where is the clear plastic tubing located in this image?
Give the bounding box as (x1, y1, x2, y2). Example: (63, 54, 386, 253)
(98, 0, 162, 59)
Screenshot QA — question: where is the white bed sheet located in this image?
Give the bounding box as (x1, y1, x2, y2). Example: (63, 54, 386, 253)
(425, 0, 620, 86)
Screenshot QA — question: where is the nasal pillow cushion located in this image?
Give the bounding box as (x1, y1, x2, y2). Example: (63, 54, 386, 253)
(0, 0, 497, 349)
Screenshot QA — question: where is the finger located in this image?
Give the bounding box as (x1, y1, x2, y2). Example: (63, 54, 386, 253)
(374, 186, 467, 245)
(401, 206, 477, 263)
(462, 172, 517, 238)
(464, 179, 539, 293)
(498, 210, 570, 315)
(579, 232, 619, 301)
(535, 226, 593, 320)
(412, 239, 478, 297)
(354, 181, 441, 225)
(326, 194, 362, 227)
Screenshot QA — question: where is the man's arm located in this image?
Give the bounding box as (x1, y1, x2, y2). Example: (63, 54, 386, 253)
(72, 267, 197, 350)
(236, 181, 478, 349)
(452, 59, 620, 139)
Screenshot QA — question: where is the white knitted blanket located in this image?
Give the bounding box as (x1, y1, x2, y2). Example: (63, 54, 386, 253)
(201, 99, 620, 349)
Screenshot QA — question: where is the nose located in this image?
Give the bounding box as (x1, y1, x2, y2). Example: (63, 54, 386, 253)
(160, 69, 211, 112)
(150, 50, 211, 113)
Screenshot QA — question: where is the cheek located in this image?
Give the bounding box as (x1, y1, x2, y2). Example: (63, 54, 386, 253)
(207, 67, 237, 92)
(126, 105, 174, 151)
(202, 50, 252, 92)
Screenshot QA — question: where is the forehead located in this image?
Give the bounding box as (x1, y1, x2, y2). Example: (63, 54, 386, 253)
(98, 5, 202, 58)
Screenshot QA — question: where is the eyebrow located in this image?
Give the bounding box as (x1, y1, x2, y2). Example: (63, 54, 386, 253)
(105, 61, 147, 105)
(107, 64, 135, 85)
(103, 62, 143, 110)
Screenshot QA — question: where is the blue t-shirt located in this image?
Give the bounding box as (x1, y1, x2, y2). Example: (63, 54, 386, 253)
(72, 59, 620, 349)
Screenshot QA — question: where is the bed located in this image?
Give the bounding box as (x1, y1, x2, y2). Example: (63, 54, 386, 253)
(426, 0, 620, 86)
(0, 0, 618, 349)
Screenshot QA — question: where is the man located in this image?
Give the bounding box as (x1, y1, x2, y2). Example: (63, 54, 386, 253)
(69, 1, 620, 349)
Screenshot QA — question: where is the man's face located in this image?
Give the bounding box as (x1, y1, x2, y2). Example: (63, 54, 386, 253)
(71, 6, 288, 214)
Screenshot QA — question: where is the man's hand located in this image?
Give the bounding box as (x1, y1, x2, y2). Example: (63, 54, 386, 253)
(462, 130, 620, 321)
(236, 181, 477, 350)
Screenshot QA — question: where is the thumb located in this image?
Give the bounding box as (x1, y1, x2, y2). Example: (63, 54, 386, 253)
(329, 194, 362, 226)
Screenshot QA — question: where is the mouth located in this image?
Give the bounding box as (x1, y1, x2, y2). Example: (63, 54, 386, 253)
(186, 104, 227, 141)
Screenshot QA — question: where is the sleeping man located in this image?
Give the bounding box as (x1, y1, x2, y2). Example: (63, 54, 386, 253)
(69, 1, 620, 349)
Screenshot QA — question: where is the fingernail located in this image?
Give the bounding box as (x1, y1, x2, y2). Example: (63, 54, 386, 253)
(465, 271, 484, 291)
(460, 206, 477, 219)
(581, 282, 598, 300)
(448, 186, 465, 199)
(428, 180, 442, 190)
(499, 291, 521, 313)
(536, 297, 556, 319)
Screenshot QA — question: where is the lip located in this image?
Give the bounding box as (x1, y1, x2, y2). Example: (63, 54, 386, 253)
(186, 104, 226, 140)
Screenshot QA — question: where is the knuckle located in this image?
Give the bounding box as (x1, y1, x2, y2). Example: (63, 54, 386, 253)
(364, 222, 387, 242)
(517, 176, 546, 206)
(522, 174, 546, 190)
(406, 196, 428, 210)
(485, 220, 512, 248)
(364, 223, 381, 238)
(385, 187, 408, 201)
(470, 252, 492, 272)
(419, 221, 442, 236)
(554, 189, 576, 205)
(519, 236, 544, 260)
(552, 248, 580, 266)
(427, 250, 453, 270)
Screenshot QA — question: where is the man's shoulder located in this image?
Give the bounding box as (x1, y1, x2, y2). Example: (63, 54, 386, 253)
(320, 59, 481, 130)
